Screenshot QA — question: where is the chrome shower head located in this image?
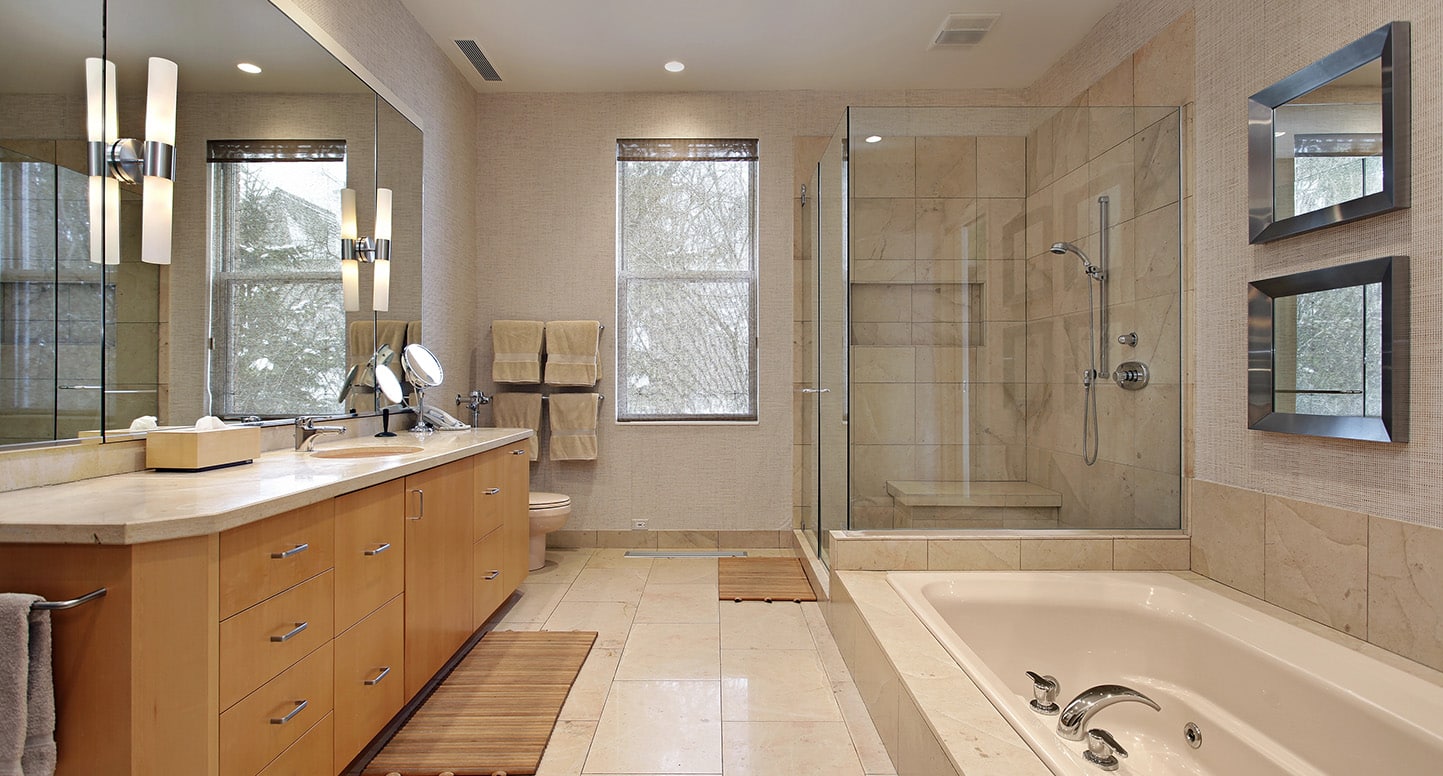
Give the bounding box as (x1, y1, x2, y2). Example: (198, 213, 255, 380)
(1050, 241, 1103, 279)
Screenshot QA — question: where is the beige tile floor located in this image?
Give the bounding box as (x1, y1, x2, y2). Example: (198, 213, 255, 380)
(494, 547, 897, 776)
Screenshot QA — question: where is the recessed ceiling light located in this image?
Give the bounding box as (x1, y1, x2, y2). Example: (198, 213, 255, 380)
(664, 61, 685, 73)
(865, 135, 882, 143)
(237, 63, 262, 74)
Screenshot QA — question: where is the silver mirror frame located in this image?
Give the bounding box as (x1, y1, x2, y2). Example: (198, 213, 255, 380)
(1247, 255, 1408, 443)
(1247, 21, 1410, 244)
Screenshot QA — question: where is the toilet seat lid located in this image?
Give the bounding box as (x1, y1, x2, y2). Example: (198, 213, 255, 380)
(530, 492, 571, 508)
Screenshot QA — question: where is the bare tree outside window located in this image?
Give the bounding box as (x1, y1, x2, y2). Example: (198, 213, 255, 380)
(616, 139, 758, 421)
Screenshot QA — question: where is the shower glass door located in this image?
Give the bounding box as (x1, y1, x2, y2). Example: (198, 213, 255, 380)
(815, 114, 850, 564)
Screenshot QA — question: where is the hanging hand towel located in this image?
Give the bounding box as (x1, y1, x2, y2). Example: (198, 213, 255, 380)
(543, 320, 601, 386)
(491, 393, 542, 461)
(0, 593, 56, 776)
(548, 393, 600, 461)
(492, 320, 545, 384)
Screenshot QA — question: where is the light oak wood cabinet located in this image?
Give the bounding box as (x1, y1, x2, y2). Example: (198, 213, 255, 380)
(333, 595, 404, 767)
(401, 457, 475, 698)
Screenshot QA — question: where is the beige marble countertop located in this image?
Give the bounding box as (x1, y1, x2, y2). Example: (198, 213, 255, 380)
(0, 428, 531, 545)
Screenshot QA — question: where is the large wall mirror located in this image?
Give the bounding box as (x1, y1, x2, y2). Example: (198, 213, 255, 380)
(0, 0, 422, 448)
(1247, 21, 1409, 244)
(1248, 256, 1407, 443)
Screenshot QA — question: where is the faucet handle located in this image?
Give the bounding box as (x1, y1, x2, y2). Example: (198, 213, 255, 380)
(1084, 728, 1127, 770)
(1025, 671, 1060, 714)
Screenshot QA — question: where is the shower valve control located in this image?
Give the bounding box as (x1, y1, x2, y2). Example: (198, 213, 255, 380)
(1113, 361, 1149, 391)
(1117, 332, 1138, 347)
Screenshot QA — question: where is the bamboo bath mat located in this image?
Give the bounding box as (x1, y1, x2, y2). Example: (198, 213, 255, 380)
(718, 557, 817, 602)
(363, 630, 596, 776)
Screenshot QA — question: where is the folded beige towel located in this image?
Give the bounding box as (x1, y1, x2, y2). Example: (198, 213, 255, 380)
(0, 593, 55, 776)
(548, 393, 600, 461)
(544, 320, 601, 386)
(491, 393, 542, 461)
(492, 320, 545, 384)
(405, 320, 423, 348)
(347, 320, 408, 410)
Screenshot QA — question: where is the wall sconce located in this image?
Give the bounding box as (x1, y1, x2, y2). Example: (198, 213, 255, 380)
(85, 57, 178, 266)
(340, 187, 393, 312)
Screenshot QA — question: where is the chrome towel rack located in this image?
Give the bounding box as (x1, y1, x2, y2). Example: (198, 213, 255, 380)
(31, 588, 107, 611)
(541, 394, 605, 405)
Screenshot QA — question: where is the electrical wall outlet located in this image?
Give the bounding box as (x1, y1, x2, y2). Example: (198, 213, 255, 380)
(631, 519, 648, 531)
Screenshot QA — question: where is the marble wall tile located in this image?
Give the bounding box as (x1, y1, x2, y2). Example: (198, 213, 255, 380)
(1134, 291, 1181, 384)
(1050, 166, 1092, 247)
(915, 137, 977, 199)
(853, 346, 916, 384)
(832, 539, 928, 571)
(596, 530, 656, 549)
(1089, 107, 1137, 162)
(1088, 58, 1134, 107)
(982, 260, 1027, 322)
(915, 325, 1025, 385)
(1132, 11, 1196, 108)
(897, 695, 961, 776)
(977, 137, 1026, 199)
(911, 284, 976, 324)
(984, 198, 1027, 261)
(550, 530, 598, 548)
(719, 530, 787, 549)
(852, 384, 917, 445)
(657, 530, 720, 549)
(851, 199, 916, 262)
(846, 620, 901, 758)
(1025, 115, 1055, 196)
(1369, 516, 1443, 672)
(1264, 495, 1368, 636)
(910, 321, 981, 348)
(1133, 201, 1181, 299)
(1190, 479, 1265, 598)
(851, 322, 913, 348)
(851, 444, 918, 498)
(852, 285, 912, 323)
(915, 199, 979, 261)
(1135, 384, 1181, 474)
(916, 382, 1024, 447)
(1020, 539, 1112, 569)
(1134, 115, 1181, 215)
(851, 260, 915, 284)
(1114, 538, 1190, 570)
(1024, 253, 1057, 321)
(852, 136, 916, 199)
(928, 539, 1022, 570)
(1089, 137, 1136, 229)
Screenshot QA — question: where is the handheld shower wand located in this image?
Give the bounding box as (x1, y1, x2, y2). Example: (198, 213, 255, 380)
(1049, 197, 1110, 466)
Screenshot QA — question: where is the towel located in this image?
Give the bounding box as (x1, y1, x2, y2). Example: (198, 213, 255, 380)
(404, 320, 423, 349)
(544, 321, 601, 386)
(491, 393, 542, 461)
(0, 593, 55, 776)
(492, 321, 545, 384)
(548, 393, 600, 461)
(347, 320, 409, 410)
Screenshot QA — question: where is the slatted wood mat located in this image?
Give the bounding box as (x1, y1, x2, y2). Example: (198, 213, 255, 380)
(718, 557, 817, 602)
(363, 630, 596, 776)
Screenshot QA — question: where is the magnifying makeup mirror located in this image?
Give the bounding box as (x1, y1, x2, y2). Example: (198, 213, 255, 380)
(402, 344, 444, 432)
(375, 364, 403, 405)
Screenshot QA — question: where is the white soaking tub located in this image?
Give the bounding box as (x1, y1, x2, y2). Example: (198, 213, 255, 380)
(887, 572, 1443, 775)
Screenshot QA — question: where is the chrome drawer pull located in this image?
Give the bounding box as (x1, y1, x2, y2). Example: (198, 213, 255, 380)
(484, 570, 500, 580)
(270, 699, 308, 725)
(511, 448, 526, 455)
(364, 666, 392, 686)
(484, 487, 500, 495)
(270, 621, 309, 643)
(364, 542, 392, 556)
(408, 488, 424, 520)
(270, 543, 309, 559)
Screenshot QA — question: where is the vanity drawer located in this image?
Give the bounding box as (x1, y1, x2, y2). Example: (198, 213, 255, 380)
(474, 446, 507, 537)
(333, 595, 405, 768)
(220, 570, 335, 711)
(335, 481, 405, 631)
(256, 712, 333, 776)
(220, 641, 334, 776)
(474, 527, 507, 627)
(221, 500, 335, 619)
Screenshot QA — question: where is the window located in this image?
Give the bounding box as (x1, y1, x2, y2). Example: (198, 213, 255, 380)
(616, 138, 759, 421)
(1291, 132, 1384, 216)
(207, 140, 347, 416)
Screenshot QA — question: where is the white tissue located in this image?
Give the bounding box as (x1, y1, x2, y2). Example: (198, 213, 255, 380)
(129, 415, 158, 431)
(194, 415, 228, 431)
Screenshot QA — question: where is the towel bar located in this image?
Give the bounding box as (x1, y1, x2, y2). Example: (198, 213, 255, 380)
(31, 587, 107, 611)
(540, 394, 605, 405)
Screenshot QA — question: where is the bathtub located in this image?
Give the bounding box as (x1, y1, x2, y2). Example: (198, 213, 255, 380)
(887, 572, 1443, 775)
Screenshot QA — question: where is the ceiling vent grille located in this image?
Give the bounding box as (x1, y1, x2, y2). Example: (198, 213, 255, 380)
(931, 13, 1001, 48)
(454, 39, 502, 82)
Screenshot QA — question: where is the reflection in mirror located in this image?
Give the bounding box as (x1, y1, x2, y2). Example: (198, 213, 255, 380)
(1248, 256, 1407, 443)
(1247, 21, 1409, 244)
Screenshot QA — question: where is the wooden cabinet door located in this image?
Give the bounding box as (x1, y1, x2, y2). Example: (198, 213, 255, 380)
(500, 444, 531, 592)
(402, 458, 474, 698)
(473, 448, 505, 539)
(473, 528, 507, 627)
(335, 481, 405, 632)
(333, 595, 404, 769)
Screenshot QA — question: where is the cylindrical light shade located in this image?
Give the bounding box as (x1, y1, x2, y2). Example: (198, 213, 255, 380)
(372, 258, 390, 312)
(89, 176, 120, 265)
(141, 177, 173, 264)
(374, 188, 393, 241)
(85, 58, 105, 143)
(341, 258, 360, 311)
(144, 58, 178, 145)
(340, 188, 358, 240)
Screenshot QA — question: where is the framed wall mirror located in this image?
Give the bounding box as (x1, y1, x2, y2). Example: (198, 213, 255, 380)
(1247, 21, 1409, 244)
(1247, 256, 1407, 443)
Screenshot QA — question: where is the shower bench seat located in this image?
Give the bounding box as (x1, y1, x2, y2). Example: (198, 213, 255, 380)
(885, 480, 1061, 529)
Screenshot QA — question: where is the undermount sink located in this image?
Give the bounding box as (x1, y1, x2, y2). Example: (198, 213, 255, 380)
(311, 445, 425, 459)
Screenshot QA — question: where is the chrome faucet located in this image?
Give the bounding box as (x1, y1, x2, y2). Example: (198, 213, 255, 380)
(1056, 684, 1160, 741)
(295, 416, 348, 451)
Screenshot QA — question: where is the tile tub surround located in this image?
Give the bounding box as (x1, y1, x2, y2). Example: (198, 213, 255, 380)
(827, 529, 1190, 572)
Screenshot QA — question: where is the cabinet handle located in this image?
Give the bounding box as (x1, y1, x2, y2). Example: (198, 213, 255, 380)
(364, 542, 392, 556)
(484, 570, 500, 580)
(511, 449, 526, 455)
(270, 699, 308, 725)
(408, 488, 424, 520)
(269, 621, 309, 643)
(364, 666, 392, 686)
(270, 543, 309, 559)
(484, 487, 500, 496)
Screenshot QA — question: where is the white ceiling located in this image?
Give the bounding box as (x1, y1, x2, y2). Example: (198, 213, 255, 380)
(399, 0, 1124, 93)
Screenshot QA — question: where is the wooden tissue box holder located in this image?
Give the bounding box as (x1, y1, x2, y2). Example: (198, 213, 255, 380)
(146, 426, 262, 471)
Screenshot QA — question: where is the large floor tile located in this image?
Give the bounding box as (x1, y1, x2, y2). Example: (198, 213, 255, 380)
(637, 583, 722, 624)
(722, 721, 865, 776)
(585, 549, 656, 570)
(721, 649, 842, 722)
(584, 680, 723, 774)
(648, 557, 720, 585)
(559, 647, 622, 721)
(532, 548, 594, 583)
(502, 582, 570, 624)
(615, 622, 721, 681)
(545, 601, 637, 649)
(537, 719, 598, 776)
(564, 567, 650, 603)
(721, 603, 815, 650)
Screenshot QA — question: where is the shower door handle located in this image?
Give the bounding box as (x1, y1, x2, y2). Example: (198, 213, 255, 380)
(800, 388, 831, 394)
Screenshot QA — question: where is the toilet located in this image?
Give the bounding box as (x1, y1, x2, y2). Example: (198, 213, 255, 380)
(528, 491, 572, 571)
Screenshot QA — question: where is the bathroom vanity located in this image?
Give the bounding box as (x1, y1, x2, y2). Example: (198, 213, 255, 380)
(0, 429, 532, 776)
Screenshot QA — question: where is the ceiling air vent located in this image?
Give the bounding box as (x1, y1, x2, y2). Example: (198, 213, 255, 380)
(454, 39, 503, 82)
(930, 13, 1000, 48)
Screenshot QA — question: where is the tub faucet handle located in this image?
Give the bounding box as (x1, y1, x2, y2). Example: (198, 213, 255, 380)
(1025, 671, 1060, 714)
(1084, 728, 1127, 771)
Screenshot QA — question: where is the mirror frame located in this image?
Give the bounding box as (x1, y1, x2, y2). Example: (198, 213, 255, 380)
(1247, 255, 1408, 443)
(1247, 21, 1410, 244)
